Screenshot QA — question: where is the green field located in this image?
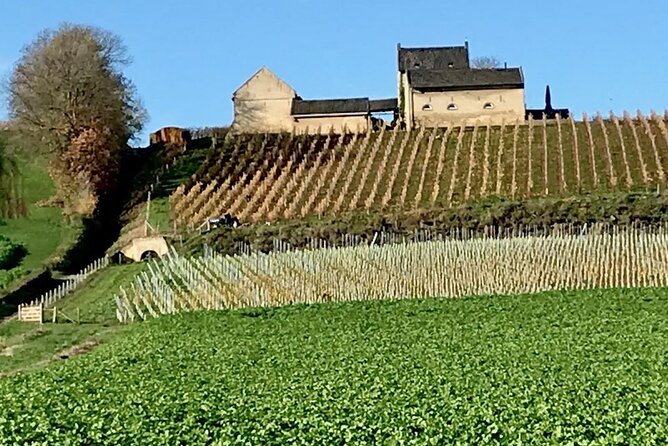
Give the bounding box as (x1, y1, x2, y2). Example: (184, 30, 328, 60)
(2, 288, 668, 444)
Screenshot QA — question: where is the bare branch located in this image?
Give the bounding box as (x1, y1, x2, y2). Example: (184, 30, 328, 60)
(471, 56, 502, 69)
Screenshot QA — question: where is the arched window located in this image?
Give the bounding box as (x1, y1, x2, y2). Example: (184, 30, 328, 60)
(422, 104, 433, 111)
(447, 103, 458, 111)
(413, 62, 421, 68)
(483, 102, 495, 110)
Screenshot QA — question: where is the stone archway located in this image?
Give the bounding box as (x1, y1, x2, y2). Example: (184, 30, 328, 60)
(121, 236, 169, 262)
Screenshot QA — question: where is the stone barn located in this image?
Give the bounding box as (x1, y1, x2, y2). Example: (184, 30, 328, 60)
(291, 98, 371, 134)
(231, 67, 397, 134)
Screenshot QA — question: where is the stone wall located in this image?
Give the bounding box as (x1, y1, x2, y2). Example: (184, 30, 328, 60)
(411, 87, 525, 126)
(292, 115, 369, 134)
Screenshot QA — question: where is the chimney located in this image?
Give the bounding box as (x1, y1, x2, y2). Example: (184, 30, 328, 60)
(504, 62, 507, 69)
(464, 40, 469, 51)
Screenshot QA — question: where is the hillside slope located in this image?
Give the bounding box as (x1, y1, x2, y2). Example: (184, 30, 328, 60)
(170, 112, 668, 230)
(0, 133, 79, 294)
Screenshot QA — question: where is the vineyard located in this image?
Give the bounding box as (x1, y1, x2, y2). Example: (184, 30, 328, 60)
(116, 224, 668, 322)
(169, 111, 668, 228)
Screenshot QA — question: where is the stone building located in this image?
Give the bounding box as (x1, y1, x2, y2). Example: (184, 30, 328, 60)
(398, 43, 526, 127)
(231, 67, 297, 133)
(231, 67, 396, 134)
(231, 42, 531, 134)
(291, 98, 372, 134)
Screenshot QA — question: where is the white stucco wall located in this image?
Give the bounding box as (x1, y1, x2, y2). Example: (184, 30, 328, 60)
(232, 67, 296, 133)
(411, 88, 525, 127)
(292, 115, 369, 134)
(121, 237, 169, 262)
(398, 72, 413, 127)
(232, 68, 370, 134)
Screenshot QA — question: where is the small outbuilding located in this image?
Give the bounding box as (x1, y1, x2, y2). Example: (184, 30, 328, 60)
(120, 236, 169, 262)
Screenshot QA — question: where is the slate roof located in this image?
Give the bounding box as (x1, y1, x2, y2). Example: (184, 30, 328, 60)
(398, 45, 470, 71)
(409, 68, 524, 91)
(369, 98, 398, 112)
(291, 98, 370, 116)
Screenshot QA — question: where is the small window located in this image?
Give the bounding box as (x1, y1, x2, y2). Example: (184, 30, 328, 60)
(413, 62, 421, 68)
(483, 102, 495, 110)
(448, 62, 454, 68)
(447, 103, 458, 111)
(422, 104, 433, 111)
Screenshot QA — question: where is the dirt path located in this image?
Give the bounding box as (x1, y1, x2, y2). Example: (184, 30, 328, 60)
(0, 325, 121, 378)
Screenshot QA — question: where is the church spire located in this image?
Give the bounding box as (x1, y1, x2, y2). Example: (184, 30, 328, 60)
(545, 85, 553, 111)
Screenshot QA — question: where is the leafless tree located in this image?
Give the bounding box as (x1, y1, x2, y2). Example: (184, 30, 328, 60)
(5, 24, 147, 214)
(471, 56, 502, 69)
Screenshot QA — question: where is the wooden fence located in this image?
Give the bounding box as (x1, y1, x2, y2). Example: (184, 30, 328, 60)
(17, 304, 43, 323)
(17, 256, 109, 322)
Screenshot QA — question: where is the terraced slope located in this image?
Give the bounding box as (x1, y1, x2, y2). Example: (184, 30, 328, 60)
(170, 111, 668, 228)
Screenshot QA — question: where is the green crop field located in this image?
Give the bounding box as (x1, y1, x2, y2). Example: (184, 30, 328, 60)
(2, 288, 668, 444)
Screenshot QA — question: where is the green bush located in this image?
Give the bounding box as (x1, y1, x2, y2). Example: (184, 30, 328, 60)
(0, 235, 27, 270)
(0, 267, 25, 290)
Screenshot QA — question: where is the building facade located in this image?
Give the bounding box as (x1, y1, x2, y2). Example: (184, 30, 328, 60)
(398, 43, 526, 127)
(231, 43, 531, 134)
(231, 67, 396, 134)
(231, 67, 298, 133)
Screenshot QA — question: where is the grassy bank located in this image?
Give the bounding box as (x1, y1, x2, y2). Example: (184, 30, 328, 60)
(0, 263, 142, 375)
(190, 190, 668, 254)
(0, 154, 79, 293)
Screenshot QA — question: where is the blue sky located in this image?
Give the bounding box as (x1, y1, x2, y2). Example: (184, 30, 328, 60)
(1, 0, 667, 144)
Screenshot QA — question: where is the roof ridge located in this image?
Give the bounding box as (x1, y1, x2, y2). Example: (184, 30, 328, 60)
(295, 97, 369, 102)
(399, 45, 467, 51)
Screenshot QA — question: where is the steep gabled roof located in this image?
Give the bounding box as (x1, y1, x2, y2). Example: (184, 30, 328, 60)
(409, 68, 524, 91)
(291, 98, 370, 116)
(398, 45, 470, 71)
(233, 66, 296, 98)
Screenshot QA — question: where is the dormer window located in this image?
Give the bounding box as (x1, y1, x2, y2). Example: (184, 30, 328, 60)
(448, 62, 454, 68)
(447, 103, 458, 111)
(422, 104, 433, 111)
(413, 62, 421, 68)
(483, 102, 495, 110)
